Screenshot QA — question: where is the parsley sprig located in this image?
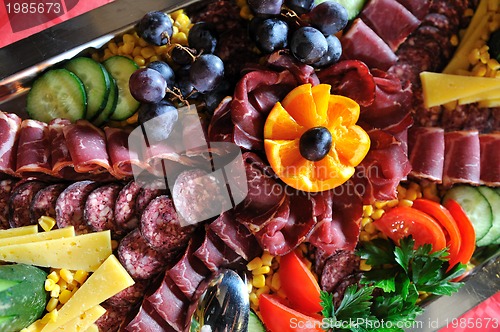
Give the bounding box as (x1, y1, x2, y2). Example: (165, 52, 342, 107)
(320, 237, 466, 331)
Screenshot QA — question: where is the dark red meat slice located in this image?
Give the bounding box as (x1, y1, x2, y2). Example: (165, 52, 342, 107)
(95, 303, 130, 332)
(208, 96, 234, 143)
(55, 181, 100, 234)
(105, 278, 150, 308)
(30, 183, 67, 224)
(117, 228, 168, 280)
(49, 118, 73, 176)
(167, 234, 210, 300)
(396, 0, 431, 19)
(146, 273, 189, 332)
(360, 0, 420, 51)
(16, 119, 54, 179)
(140, 195, 196, 254)
(479, 133, 500, 186)
(135, 180, 168, 216)
(104, 126, 135, 179)
(408, 127, 445, 182)
(194, 228, 242, 272)
(0, 112, 21, 178)
(0, 179, 16, 229)
(9, 180, 47, 228)
(125, 300, 176, 332)
(114, 180, 142, 231)
(320, 250, 360, 293)
(84, 183, 124, 238)
(443, 131, 481, 187)
(341, 18, 398, 71)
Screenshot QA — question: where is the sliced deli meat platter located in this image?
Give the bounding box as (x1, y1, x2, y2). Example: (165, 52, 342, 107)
(0, 0, 499, 331)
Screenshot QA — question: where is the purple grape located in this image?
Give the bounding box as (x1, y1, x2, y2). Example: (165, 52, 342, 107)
(248, 0, 284, 16)
(308, 1, 348, 35)
(136, 11, 173, 46)
(138, 100, 179, 142)
(189, 54, 224, 93)
(285, 0, 314, 15)
(188, 22, 218, 53)
(290, 27, 328, 64)
(129, 68, 167, 103)
(254, 18, 289, 54)
(171, 45, 196, 65)
(312, 34, 342, 67)
(147, 61, 175, 88)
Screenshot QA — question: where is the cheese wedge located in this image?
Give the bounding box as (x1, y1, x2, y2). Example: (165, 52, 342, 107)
(0, 230, 112, 271)
(458, 87, 500, 105)
(41, 255, 134, 332)
(0, 227, 75, 247)
(0, 225, 38, 239)
(84, 325, 99, 332)
(55, 305, 106, 332)
(420, 72, 500, 107)
(479, 98, 500, 108)
(457, 0, 489, 52)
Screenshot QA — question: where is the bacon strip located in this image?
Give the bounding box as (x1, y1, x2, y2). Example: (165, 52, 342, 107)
(0, 111, 21, 177)
(16, 119, 54, 177)
(408, 126, 445, 182)
(479, 132, 500, 186)
(443, 131, 481, 187)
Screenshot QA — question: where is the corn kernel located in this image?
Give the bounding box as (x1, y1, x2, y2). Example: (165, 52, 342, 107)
(374, 201, 387, 209)
(132, 46, 142, 57)
(472, 63, 487, 76)
(386, 199, 399, 208)
(175, 14, 190, 29)
(133, 56, 146, 66)
(38, 216, 56, 232)
(247, 282, 253, 294)
(359, 260, 372, 271)
(252, 266, 271, 275)
(172, 32, 188, 45)
(57, 278, 68, 290)
(47, 271, 60, 283)
(46, 297, 59, 312)
(240, 5, 254, 20)
(59, 269, 73, 283)
(123, 33, 135, 43)
(250, 293, 260, 307)
(247, 257, 263, 271)
(271, 272, 281, 291)
(122, 42, 135, 55)
(399, 199, 414, 207)
(138, 38, 149, 47)
(364, 222, 377, 234)
(360, 232, 371, 242)
(487, 58, 500, 70)
(261, 252, 274, 266)
(73, 270, 88, 284)
(405, 189, 418, 201)
(362, 205, 373, 217)
(41, 310, 58, 324)
(371, 209, 385, 220)
(256, 285, 270, 296)
(450, 34, 459, 47)
(252, 275, 266, 288)
(361, 217, 372, 227)
(45, 279, 56, 291)
(265, 274, 273, 288)
(59, 289, 73, 304)
(50, 284, 61, 298)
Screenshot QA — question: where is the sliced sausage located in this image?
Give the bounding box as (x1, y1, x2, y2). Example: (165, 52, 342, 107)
(117, 228, 168, 280)
(114, 180, 142, 231)
(135, 179, 168, 217)
(55, 181, 100, 234)
(9, 180, 47, 228)
(0, 179, 16, 229)
(30, 183, 67, 224)
(320, 250, 360, 293)
(140, 195, 196, 254)
(95, 303, 131, 332)
(105, 278, 150, 308)
(84, 183, 124, 238)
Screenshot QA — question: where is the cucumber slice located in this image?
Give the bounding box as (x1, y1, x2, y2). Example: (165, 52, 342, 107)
(64, 57, 111, 121)
(248, 311, 265, 332)
(102, 56, 140, 121)
(442, 185, 493, 243)
(26, 69, 87, 122)
(476, 187, 500, 246)
(316, 0, 367, 20)
(92, 71, 118, 127)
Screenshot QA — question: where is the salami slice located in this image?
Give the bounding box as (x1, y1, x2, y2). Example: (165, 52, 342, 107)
(105, 278, 150, 308)
(95, 303, 131, 332)
(55, 181, 100, 234)
(135, 180, 168, 216)
(9, 180, 47, 228)
(114, 180, 142, 231)
(0, 179, 16, 229)
(140, 195, 196, 254)
(117, 228, 168, 280)
(84, 183, 124, 238)
(30, 183, 67, 224)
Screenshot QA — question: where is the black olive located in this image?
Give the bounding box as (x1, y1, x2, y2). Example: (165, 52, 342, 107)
(299, 126, 332, 161)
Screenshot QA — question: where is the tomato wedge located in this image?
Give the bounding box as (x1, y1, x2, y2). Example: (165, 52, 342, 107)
(412, 199, 462, 267)
(443, 199, 476, 267)
(279, 250, 322, 315)
(259, 294, 324, 332)
(373, 206, 447, 251)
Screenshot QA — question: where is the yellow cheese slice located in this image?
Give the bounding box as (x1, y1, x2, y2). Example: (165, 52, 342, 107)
(54, 305, 106, 332)
(457, 0, 489, 52)
(0, 225, 38, 239)
(443, 16, 491, 74)
(84, 325, 99, 332)
(458, 87, 500, 105)
(479, 98, 500, 108)
(420, 72, 500, 107)
(0, 227, 75, 247)
(0, 230, 112, 271)
(41, 255, 134, 332)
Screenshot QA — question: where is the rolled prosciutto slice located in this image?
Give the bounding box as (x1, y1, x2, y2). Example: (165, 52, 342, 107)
(16, 119, 54, 178)
(63, 120, 112, 174)
(443, 131, 481, 187)
(408, 126, 445, 182)
(49, 118, 73, 176)
(0, 111, 21, 177)
(479, 133, 500, 186)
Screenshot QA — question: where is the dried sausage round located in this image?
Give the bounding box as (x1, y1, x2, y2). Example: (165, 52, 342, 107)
(30, 183, 67, 224)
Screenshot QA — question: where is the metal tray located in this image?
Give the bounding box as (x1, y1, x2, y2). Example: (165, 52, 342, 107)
(0, 1, 498, 330)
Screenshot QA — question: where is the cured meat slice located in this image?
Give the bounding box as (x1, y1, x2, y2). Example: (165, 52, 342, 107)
(167, 235, 210, 300)
(95, 303, 130, 332)
(125, 300, 176, 332)
(479, 133, 500, 186)
(140, 195, 196, 254)
(320, 250, 360, 293)
(16, 119, 54, 178)
(146, 273, 189, 332)
(209, 211, 262, 261)
(30, 183, 67, 223)
(0, 179, 16, 229)
(55, 180, 100, 234)
(117, 228, 168, 280)
(84, 183, 124, 238)
(135, 179, 168, 216)
(194, 228, 242, 272)
(443, 131, 481, 187)
(396, 0, 431, 19)
(0, 111, 21, 177)
(105, 278, 150, 308)
(360, 0, 420, 51)
(408, 127, 445, 182)
(9, 180, 47, 228)
(341, 18, 398, 71)
(208, 96, 234, 143)
(63, 120, 112, 174)
(114, 180, 142, 231)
